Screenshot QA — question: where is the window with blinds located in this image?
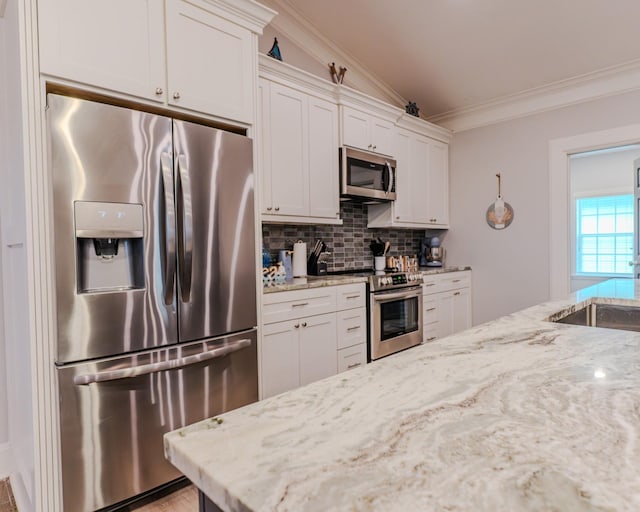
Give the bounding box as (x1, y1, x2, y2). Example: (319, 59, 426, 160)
(576, 194, 633, 275)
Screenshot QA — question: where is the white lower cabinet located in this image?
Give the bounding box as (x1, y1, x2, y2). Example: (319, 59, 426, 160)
(262, 283, 367, 398)
(422, 271, 472, 342)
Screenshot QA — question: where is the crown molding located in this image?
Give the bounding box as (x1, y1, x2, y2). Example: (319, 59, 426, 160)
(259, 53, 339, 99)
(396, 113, 451, 143)
(263, 0, 407, 109)
(206, 0, 277, 34)
(428, 58, 640, 133)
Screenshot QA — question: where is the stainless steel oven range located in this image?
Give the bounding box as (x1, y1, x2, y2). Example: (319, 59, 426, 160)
(369, 272, 423, 360)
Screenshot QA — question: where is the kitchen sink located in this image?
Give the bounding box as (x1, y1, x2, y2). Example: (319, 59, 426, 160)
(551, 302, 640, 332)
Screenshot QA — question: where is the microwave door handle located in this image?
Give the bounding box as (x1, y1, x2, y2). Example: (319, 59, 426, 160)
(382, 162, 389, 194)
(160, 152, 176, 305)
(384, 162, 394, 194)
(177, 154, 194, 303)
(72, 338, 252, 385)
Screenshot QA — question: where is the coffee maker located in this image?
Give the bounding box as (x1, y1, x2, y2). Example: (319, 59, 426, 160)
(420, 236, 445, 267)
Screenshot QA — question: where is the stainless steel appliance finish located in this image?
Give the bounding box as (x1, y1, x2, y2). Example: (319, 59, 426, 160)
(369, 272, 423, 360)
(340, 146, 397, 202)
(57, 330, 257, 512)
(47, 94, 258, 512)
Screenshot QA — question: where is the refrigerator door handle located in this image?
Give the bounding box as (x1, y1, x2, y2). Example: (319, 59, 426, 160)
(73, 338, 252, 385)
(177, 153, 194, 303)
(160, 152, 176, 305)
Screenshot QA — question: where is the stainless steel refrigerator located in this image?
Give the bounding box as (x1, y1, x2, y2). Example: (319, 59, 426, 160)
(47, 94, 258, 512)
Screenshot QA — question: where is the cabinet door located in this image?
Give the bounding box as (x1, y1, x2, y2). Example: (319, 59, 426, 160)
(452, 288, 472, 333)
(266, 83, 309, 216)
(166, 0, 253, 123)
(257, 79, 273, 214)
(437, 292, 454, 339)
(427, 140, 449, 227)
(262, 320, 300, 399)
(409, 134, 430, 224)
(38, 0, 166, 102)
(299, 313, 337, 386)
(393, 130, 413, 222)
(371, 117, 395, 157)
(308, 97, 339, 219)
(342, 107, 371, 151)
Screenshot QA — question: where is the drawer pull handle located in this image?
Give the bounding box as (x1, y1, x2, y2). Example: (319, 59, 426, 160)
(453, 292, 461, 296)
(452, 279, 461, 283)
(426, 336, 437, 342)
(345, 294, 360, 299)
(347, 362, 362, 369)
(426, 307, 436, 312)
(292, 302, 309, 307)
(347, 325, 360, 331)
(424, 283, 435, 287)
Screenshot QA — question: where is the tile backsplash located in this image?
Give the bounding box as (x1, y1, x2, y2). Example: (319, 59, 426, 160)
(262, 203, 425, 272)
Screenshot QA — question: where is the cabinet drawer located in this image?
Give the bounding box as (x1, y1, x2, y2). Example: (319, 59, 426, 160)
(439, 271, 471, 292)
(263, 287, 337, 324)
(423, 295, 438, 325)
(423, 324, 438, 344)
(337, 344, 367, 373)
(337, 307, 367, 349)
(422, 275, 440, 294)
(335, 283, 366, 310)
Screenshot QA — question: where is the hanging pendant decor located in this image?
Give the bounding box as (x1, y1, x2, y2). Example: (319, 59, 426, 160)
(486, 173, 514, 230)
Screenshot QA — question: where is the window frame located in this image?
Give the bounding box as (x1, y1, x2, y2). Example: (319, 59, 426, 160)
(571, 189, 634, 278)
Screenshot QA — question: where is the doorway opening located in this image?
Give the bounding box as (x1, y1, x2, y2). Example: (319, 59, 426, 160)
(568, 145, 640, 291)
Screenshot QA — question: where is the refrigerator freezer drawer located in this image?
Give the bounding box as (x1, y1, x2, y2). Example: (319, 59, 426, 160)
(56, 329, 258, 512)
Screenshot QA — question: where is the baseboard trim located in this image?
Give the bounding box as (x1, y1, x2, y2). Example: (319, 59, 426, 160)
(9, 472, 30, 512)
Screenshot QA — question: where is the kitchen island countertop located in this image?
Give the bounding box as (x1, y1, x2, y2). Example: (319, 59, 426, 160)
(165, 278, 640, 511)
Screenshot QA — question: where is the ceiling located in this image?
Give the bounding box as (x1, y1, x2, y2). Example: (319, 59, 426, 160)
(274, 0, 640, 119)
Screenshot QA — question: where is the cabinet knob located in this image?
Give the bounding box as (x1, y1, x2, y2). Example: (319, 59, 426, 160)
(302, 322, 307, 327)
(173, 92, 181, 100)
(294, 324, 300, 329)
(372, 145, 377, 150)
(274, 206, 280, 211)
(368, 144, 372, 149)
(396, 216, 400, 219)
(266, 206, 273, 211)
(155, 87, 163, 95)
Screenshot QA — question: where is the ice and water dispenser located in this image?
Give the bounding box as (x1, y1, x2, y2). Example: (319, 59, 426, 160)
(74, 201, 145, 293)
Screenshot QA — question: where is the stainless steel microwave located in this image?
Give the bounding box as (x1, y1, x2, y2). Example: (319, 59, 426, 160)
(340, 146, 396, 202)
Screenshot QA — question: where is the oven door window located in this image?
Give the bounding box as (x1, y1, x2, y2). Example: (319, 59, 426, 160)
(379, 296, 420, 341)
(348, 158, 387, 192)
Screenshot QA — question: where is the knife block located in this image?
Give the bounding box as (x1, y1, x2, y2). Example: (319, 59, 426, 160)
(307, 259, 327, 275)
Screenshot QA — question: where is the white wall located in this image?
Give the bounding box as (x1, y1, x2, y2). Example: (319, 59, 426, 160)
(447, 89, 640, 325)
(1, 0, 34, 507)
(0, 3, 8, 459)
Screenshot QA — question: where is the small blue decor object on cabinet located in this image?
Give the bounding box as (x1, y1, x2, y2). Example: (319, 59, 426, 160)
(268, 37, 282, 61)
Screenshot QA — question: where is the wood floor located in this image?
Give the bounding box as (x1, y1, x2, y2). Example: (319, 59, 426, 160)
(0, 479, 18, 512)
(132, 484, 198, 512)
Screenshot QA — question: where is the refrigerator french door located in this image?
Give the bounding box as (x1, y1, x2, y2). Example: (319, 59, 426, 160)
(48, 94, 258, 511)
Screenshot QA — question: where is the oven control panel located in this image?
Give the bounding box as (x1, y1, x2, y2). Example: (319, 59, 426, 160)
(372, 272, 423, 290)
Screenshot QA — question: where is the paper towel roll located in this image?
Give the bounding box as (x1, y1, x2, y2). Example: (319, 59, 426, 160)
(292, 241, 307, 277)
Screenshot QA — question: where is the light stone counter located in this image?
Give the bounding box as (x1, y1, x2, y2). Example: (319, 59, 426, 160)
(263, 266, 471, 294)
(165, 278, 640, 511)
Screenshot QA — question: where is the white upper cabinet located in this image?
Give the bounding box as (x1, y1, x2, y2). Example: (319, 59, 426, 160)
(38, 0, 166, 102)
(37, 0, 275, 124)
(342, 106, 395, 157)
(165, 0, 254, 122)
(259, 58, 341, 224)
(368, 115, 451, 229)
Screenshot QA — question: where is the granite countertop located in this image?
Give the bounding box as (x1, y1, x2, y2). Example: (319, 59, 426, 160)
(165, 278, 640, 511)
(263, 265, 471, 294)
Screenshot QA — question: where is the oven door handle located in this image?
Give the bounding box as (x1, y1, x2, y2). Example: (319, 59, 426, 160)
(72, 338, 252, 385)
(373, 289, 422, 302)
